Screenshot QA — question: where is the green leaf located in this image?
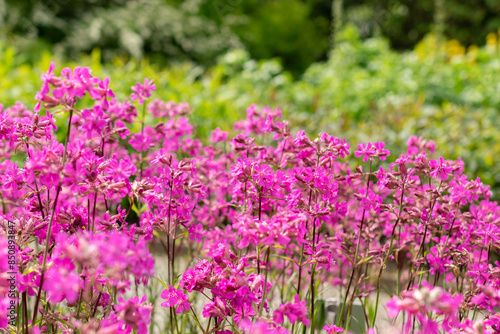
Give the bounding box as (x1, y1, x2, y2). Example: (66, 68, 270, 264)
(356, 255, 375, 266)
(314, 299, 326, 329)
(156, 277, 169, 289)
(273, 255, 298, 266)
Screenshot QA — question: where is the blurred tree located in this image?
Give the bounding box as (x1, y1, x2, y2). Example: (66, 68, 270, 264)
(229, 0, 330, 76)
(342, 0, 500, 50)
(0, 0, 242, 65)
(331, 0, 344, 49)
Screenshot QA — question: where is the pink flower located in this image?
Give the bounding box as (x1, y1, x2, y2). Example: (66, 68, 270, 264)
(426, 246, 449, 275)
(34, 62, 57, 112)
(475, 223, 500, 246)
(115, 295, 152, 333)
(323, 324, 343, 333)
(354, 142, 376, 162)
(44, 258, 80, 304)
(130, 78, 156, 104)
(429, 157, 453, 180)
(160, 286, 191, 314)
(104, 157, 137, 181)
(374, 141, 390, 160)
(273, 294, 310, 326)
(210, 127, 229, 143)
(97, 76, 115, 108)
(80, 106, 108, 139)
(202, 297, 227, 319)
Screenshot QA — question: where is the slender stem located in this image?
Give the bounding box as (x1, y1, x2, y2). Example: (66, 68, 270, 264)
(277, 138, 287, 169)
(139, 104, 147, 180)
(258, 247, 271, 317)
(87, 198, 91, 231)
(25, 144, 46, 220)
(205, 316, 212, 334)
(103, 193, 109, 211)
(433, 206, 460, 286)
(338, 160, 372, 327)
(346, 273, 360, 331)
(487, 244, 492, 264)
(168, 173, 174, 285)
(258, 192, 262, 220)
(337, 263, 355, 327)
(173, 309, 180, 334)
(370, 180, 406, 328)
(22, 291, 28, 334)
(297, 245, 305, 298)
(33, 109, 73, 325)
(91, 190, 98, 232)
(169, 307, 174, 334)
(407, 180, 443, 291)
(257, 191, 263, 275)
(190, 306, 206, 334)
(310, 219, 317, 334)
(281, 251, 287, 303)
(172, 225, 177, 287)
(257, 245, 261, 276)
(18, 291, 23, 333)
(91, 291, 102, 317)
(243, 181, 247, 212)
(76, 287, 83, 319)
(471, 245, 490, 321)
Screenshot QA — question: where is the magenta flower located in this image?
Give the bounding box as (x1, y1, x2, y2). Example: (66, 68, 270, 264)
(210, 127, 229, 143)
(96, 76, 115, 108)
(273, 294, 310, 326)
(34, 62, 58, 112)
(426, 246, 449, 275)
(104, 157, 137, 181)
(354, 142, 376, 162)
(80, 105, 107, 139)
(475, 223, 500, 245)
(130, 78, 156, 104)
(202, 297, 227, 319)
(386, 282, 462, 331)
(324, 324, 343, 333)
(429, 157, 453, 180)
(160, 286, 191, 314)
(115, 295, 152, 333)
(44, 258, 80, 304)
(373, 141, 390, 160)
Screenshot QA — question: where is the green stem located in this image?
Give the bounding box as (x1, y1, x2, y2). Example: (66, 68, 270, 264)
(139, 103, 147, 180)
(258, 247, 271, 317)
(91, 190, 98, 232)
(370, 180, 406, 328)
(338, 160, 372, 327)
(25, 144, 46, 220)
(407, 180, 443, 291)
(310, 219, 317, 334)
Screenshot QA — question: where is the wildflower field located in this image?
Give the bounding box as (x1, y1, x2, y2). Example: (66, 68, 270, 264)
(1, 39, 500, 334)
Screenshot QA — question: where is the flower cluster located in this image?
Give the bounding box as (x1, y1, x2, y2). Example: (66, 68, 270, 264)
(0, 62, 499, 334)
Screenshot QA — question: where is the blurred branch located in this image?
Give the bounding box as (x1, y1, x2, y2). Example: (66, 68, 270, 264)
(331, 0, 343, 50)
(434, 0, 446, 47)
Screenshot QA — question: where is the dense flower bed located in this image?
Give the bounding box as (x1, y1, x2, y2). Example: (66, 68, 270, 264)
(0, 63, 499, 333)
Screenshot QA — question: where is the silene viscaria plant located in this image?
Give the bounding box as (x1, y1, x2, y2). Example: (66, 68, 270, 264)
(0, 62, 499, 334)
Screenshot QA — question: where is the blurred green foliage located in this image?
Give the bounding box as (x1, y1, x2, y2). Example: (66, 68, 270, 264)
(2, 0, 500, 74)
(1, 0, 241, 65)
(1, 25, 500, 198)
(228, 0, 330, 74)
